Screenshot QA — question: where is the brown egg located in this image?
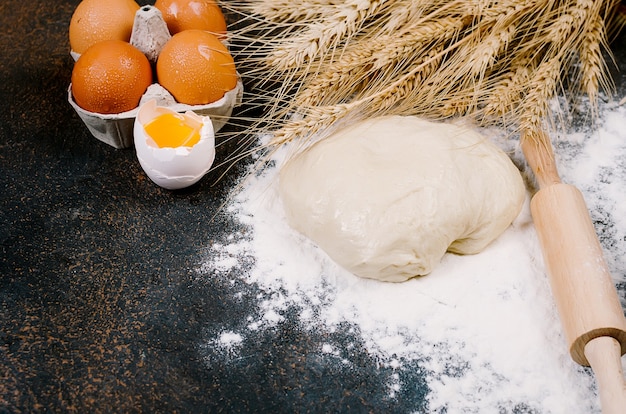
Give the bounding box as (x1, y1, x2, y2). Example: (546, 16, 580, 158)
(69, 0, 140, 54)
(154, 0, 227, 37)
(71, 40, 153, 114)
(156, 30, 237, 105)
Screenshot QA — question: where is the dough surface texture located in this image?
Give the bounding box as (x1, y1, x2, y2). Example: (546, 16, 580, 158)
(278, 116, 526, 282)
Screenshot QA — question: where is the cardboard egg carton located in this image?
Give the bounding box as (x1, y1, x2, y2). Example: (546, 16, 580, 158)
(68, 5, 243, 149)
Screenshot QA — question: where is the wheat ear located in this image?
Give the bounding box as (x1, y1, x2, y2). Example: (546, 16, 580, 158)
(267, 0, 388, 71)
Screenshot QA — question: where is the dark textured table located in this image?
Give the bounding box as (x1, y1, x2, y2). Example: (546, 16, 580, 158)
(2, 1, 626, 413)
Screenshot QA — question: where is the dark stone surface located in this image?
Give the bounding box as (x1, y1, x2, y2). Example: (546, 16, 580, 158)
(0, 1, 430, 412)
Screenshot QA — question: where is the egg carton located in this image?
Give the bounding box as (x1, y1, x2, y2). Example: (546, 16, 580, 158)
(68, 5, 243, 149)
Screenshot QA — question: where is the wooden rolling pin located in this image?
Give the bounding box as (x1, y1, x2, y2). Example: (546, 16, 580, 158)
(521, 129, 626, 413)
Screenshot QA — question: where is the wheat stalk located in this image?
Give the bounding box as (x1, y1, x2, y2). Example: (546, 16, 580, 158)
(293, 15, 466, 108)
(359, 44, 446, 115)
(225, 0, 624, 160)
(250, 0, 339, 23)
(520, 56, 563, 136)
(482, 56, 535, 121)
(266, 0, 388, 70)
(269, 43, 448, 147)
(580, 19, 607, 113)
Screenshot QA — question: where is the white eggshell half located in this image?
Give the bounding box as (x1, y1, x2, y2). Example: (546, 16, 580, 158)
(134, 100, 216, 190)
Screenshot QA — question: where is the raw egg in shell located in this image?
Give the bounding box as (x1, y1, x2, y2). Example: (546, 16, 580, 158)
(134, 99, 215, 190)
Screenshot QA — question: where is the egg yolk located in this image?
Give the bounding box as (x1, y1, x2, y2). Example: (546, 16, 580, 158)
(144, 113, 201, 148)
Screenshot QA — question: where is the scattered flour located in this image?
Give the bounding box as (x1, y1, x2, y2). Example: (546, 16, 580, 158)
(218, 331, 244, 347)
(198, 104, 626, 413)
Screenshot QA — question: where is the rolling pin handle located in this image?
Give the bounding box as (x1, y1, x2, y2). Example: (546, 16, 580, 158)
(584, 336, 626, 414)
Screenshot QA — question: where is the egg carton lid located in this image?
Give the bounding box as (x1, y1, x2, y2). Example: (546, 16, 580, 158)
(68, 80, 244, 149)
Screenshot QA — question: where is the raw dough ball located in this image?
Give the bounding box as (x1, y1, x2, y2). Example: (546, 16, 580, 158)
(278, 116, 525, 282)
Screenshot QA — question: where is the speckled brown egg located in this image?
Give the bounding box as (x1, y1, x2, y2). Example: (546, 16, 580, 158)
(71, 40, 153, 114)
(154, 0, 227, 37)
(69, 0, 140, 54)
(156, 30, 237, 105)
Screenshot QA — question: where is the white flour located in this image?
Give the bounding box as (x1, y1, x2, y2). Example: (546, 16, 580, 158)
(198, 103, 626, 413)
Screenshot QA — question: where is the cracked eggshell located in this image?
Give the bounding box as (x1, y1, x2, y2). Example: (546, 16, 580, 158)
(69, 5, 243, 149)
(134, 99, 216, 190)
(153, 78, 244, 131)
